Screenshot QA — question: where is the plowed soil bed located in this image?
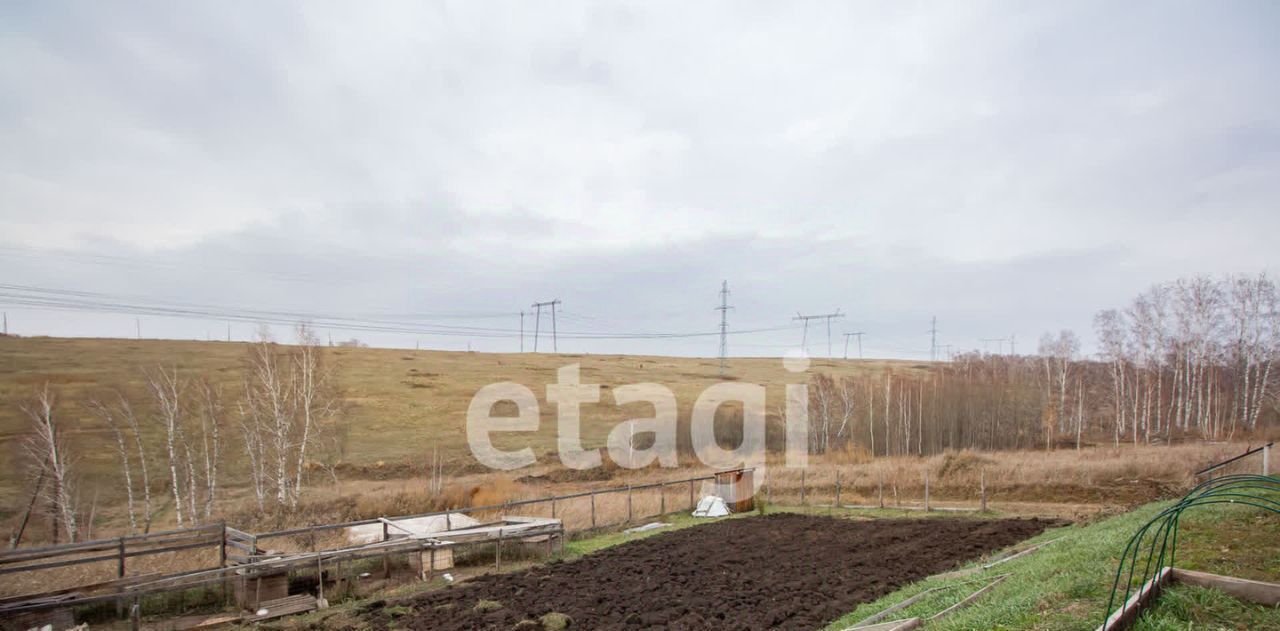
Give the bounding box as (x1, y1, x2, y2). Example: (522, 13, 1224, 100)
(368, 513, 1054, 631)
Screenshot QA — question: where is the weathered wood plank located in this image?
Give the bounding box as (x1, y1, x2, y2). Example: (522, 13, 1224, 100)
(928, 574, 1008, 622)
(1095, 566, 1172, 631)
(846, 618, 922, 631)
(1171, 568, 1280, 607)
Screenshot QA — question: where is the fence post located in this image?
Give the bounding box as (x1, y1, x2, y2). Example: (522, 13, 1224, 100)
(219, 523, 228, 567)
(130, 597, 141, 631)
(1264, 445, 1271, 476)
(878, 469, 884, 509)
(660, 483, 666, 515)
(923, 469, 930, 512)
(835, 469, 842, 508)
(382, 521, 390, 579)
(590, 491, 597, 528)
(801, 468, 806, 506)
(627, 485, 633, 522)
(766, 468, 772, 505)
(980, 469, 988, 512)
(495, 528, 502, 570)
(114, 537, 127, 618)
(551, 497, 557, 520)
(689, 479, 695, 508)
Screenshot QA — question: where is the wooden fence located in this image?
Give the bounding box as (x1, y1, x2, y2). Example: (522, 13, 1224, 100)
(0, 470, 738, 622)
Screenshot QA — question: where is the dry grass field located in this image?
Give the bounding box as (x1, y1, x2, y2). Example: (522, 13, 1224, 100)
(0, 336, 919, 509)
(0, 335, 1265, 538)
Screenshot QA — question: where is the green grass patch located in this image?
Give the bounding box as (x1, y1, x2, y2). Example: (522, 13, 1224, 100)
(1133, 583, 1280, 630)
(825, 497, 1278, 630)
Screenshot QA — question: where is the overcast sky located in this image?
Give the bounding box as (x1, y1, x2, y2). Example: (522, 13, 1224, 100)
(1, 1, 1278, 359)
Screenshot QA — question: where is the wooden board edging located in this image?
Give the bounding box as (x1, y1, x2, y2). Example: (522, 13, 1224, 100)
(1096, 566, 1173, 631)
(1170, 568, 1280, 607)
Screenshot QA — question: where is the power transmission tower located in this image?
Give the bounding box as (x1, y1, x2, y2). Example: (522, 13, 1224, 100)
(931, 317, 938, 361)
(980, 338, 1008, 355)
(715, 281, 733, 375)
(794, 310, 843, 357)
(1009, 333, 1017, 356)
(842, 331, 864, 359)
(531, 299, 562, 353)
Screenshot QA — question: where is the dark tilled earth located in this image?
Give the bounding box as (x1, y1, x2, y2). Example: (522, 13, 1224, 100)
(363, 513, 1056, 631)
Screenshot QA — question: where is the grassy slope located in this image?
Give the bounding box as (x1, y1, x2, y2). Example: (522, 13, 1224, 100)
(824, 499, 1280, 630)
(0, 335, 915, 505)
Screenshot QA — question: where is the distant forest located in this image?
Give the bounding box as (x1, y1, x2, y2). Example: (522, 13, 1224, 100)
(806, 273, 1279, 454)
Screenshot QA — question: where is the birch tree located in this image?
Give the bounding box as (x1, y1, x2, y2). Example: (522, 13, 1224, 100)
(20, 384, 77, 543)
(239, 323, 339, 509)
(146, 366, 189, 527)
(87, 396, 140, 533)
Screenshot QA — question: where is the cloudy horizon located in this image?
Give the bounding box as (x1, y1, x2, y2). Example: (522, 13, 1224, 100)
(2, 1, 1278, 359)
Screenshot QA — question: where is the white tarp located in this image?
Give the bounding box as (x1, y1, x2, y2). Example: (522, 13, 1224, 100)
(345, 512, 479, 544)
(692, 495, 731, 518)
(623, 522, 672, 534)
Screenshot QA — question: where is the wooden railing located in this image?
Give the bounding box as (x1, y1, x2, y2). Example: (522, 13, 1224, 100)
(0, 523, 225, 578)
(0, 468, 746, 621)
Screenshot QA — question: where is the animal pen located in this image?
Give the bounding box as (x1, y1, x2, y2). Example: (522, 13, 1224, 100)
(0, 468, 757, 629)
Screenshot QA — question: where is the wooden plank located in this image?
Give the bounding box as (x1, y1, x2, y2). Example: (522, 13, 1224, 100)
(225, 539, 257, 552)
(1171, 568, 1280, 606)
(243, 594, 316, 621)
(224, 526, 255, 540)
(849, 572, 1010, 628)
(846, 618, 922, 631)
(0, 552, 120, 575)
(928, 574, 1008, 622)
(850, 586, 950, 627)
(982, 537, 1062, 570)
(1095, 566, 1172, 631)
(0, 524, 216, 560)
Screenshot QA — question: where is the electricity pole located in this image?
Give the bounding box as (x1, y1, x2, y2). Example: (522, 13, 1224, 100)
(929, 316, 938, 362)
(1009, 333, 1017, 356)
(715, 281, 733, 375)
(843, 331, 864, 359)
(794, 310, 843, 357)
(531, 299, 562, 353)
(520, 311, 525, 353)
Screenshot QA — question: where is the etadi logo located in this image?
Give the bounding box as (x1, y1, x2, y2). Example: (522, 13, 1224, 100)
(465, 352, 813, 472)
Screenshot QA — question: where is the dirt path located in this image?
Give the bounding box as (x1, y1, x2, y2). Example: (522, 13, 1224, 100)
(365, 513, 1055, 630)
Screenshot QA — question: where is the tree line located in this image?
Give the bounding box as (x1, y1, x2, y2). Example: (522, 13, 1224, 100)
(806, 273, 1278, 455)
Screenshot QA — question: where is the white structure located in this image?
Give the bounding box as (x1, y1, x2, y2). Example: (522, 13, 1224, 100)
(345, 512, 479, 544)
(692, 495, 732, 518)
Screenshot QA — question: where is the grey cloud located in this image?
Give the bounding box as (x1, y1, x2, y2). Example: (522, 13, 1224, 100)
(1, 1, 1278, 357)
